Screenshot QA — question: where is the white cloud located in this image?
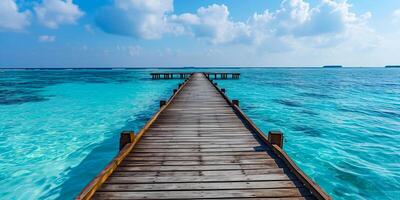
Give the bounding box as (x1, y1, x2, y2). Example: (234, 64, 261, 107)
(247, 0, 376, 48)
(34, 0, 84, 29)
(393, 9, 400, 17)
(84, 24, 94, 33)
(96, 0, 173, 39)
(96, 0, 376, 49)
(38, 35, 56, 42)
(178, 0, 375, 47)
(115, 45, 143, 56)
(128, 45, 142, 56)
(274, 0, 312, 34)
(0, 0, 30, 31)
(393, 9, 400, 23)
(171, 4, 250, 44)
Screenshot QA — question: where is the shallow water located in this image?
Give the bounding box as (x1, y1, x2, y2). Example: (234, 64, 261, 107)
(0, 68, 399, 199)
(0, 69, 179, 199)
(217, 68, 400, 200)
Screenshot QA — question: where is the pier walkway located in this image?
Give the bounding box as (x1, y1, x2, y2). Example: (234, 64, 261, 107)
(77, 73, 330, 200)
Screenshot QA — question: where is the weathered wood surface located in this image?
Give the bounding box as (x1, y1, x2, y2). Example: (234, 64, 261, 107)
(90, 73, 318, 200)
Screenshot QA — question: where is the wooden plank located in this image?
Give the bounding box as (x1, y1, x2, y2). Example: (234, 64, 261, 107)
(120, 159, 277, 166)
(145, 130, 252, 134)
(134, 144, 262, 148)
(124, 154, 270, 161)
(111, 168, 289, 177)
(132, 147, 264, 153)
(138, 141, 262, 145)
(147, 128, 250, 131)
(141, 137, 256, 140)
(98, 180, 303, 191)
(150, 125, 246, 128)
(93, 188, 310, 199)
(115, 164, 280, 172)
(126, 152, 271, 157)
(142, 134, 252, 137)
(139, 139, 258, 143)
(106, 174, 295, 183)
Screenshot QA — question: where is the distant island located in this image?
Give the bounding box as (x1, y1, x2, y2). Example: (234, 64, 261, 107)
(323, 65, 343, 68)
(385, 65, 400, 68)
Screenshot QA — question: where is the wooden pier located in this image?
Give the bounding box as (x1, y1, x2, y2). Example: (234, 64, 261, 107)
(151, 72, 240, 79)
(77, 72, 330, 200)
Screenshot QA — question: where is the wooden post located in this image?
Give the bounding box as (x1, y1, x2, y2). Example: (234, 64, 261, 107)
(178, 83, 182, 88)
(221, 88, 226, 93)
(119, 131, 135, 151)
(160, 100, 166, 108)
(173, 89, 177, 94)
(214, 82, 218, 86)
(232, 100, 239, 107)
(268, 131, 284, 148)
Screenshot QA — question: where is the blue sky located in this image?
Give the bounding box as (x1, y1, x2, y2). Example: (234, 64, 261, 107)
(0, 0, 400, 67)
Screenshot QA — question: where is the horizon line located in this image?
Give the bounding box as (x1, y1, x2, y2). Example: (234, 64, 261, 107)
(0, 66, 396, 70)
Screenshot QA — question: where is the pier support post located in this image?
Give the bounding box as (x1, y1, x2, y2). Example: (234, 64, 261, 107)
(173, 89, 177, 94)
(160, 100, 166, 108)
(214, 82, 218, 86)
(268, 131, 284, 148)
(120, 131, 135, 151)
(221, 88, 226, 93)
(232, 100, 239, 107)
(178, 83, 182, 88)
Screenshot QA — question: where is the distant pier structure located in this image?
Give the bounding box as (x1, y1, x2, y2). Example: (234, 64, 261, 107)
(151, 72, 240, 79)
(323, 65, 343, 68)
(385, 65, 400, 68)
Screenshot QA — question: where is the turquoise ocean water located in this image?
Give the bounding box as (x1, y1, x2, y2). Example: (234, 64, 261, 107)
(0, 68, 399, 199)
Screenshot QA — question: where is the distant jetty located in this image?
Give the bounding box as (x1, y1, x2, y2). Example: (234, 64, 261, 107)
(385, 65, 400, 68)
(323, 65, 343, 68)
